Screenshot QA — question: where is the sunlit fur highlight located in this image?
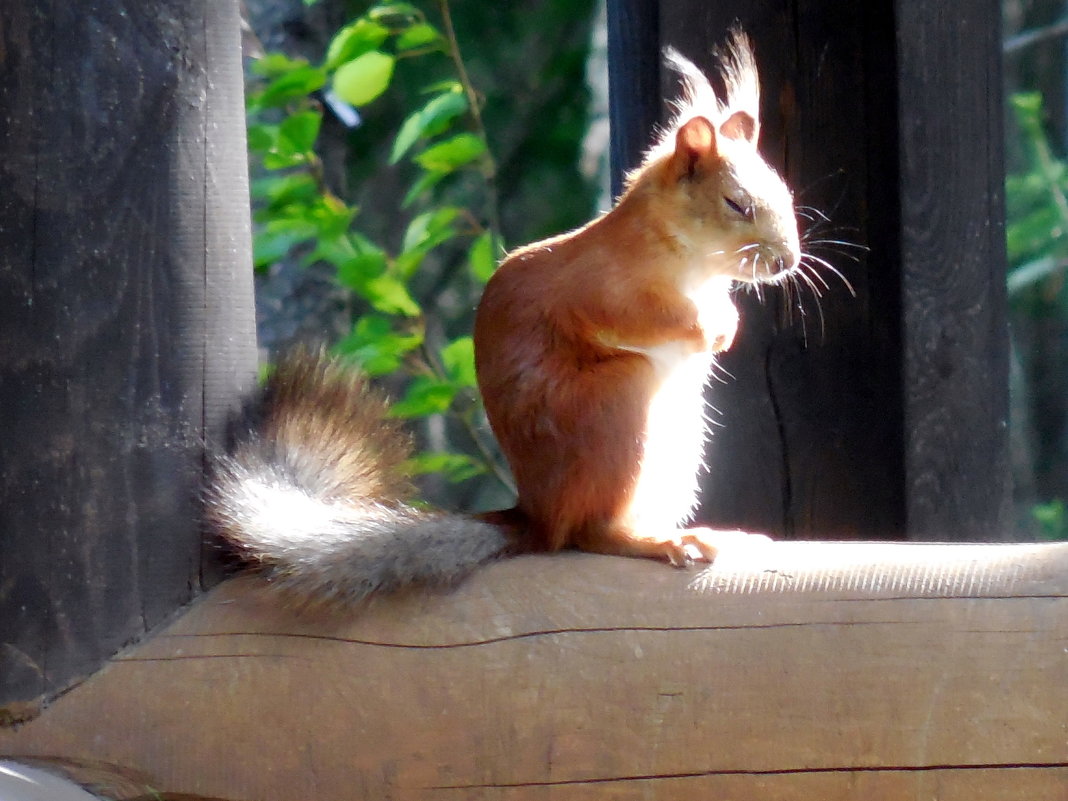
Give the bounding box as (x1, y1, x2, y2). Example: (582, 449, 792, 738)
(475, 33, 800, 565)
(639, 30, 761, 173)
(206, 351, 507, 608)
(207, 32, 827, 605)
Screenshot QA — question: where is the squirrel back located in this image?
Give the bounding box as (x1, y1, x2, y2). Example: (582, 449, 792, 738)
(206, 351, 508, 607)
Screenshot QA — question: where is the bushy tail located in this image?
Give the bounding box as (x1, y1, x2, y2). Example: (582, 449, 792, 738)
(205, 350, 509, 607)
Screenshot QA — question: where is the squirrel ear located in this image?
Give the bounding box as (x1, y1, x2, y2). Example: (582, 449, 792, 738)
(670, 116, 716, 179)
(719, 110, 759, 145)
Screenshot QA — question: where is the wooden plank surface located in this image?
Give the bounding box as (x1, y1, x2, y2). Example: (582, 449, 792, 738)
(895, 0, 1012, 539)
(606, 0, 660, 196)
(2, 543, 1065, 800)
(0, 0, 255, 710)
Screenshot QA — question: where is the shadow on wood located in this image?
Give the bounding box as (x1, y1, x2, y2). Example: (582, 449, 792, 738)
(1, 543, 1065, 800)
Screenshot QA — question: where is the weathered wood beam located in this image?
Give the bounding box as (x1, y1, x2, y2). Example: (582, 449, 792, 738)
(1, 544, 1065, 799)
(0, 0, 256, 709)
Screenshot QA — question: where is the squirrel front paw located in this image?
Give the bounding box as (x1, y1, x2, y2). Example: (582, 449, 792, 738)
(576, 526, 770, 566)
(702, 301, 739, 353)
(692, 280, 740, 354)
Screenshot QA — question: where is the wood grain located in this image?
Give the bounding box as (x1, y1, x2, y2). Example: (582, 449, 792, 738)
(0, 0, 256, 709)
(606, 0, 661, 197)
(1, 544, 1065, 800)
(895, 1, 1011, 539)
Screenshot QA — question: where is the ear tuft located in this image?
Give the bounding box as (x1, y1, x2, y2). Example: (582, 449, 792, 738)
(719, 110, 758, 145)
(671, 116, 716, 178)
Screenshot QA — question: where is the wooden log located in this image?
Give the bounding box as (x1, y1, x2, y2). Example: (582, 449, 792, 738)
(1, 543, 1065, 800)
(893, 1, 1011, 539)
(0, 0, 256, 709)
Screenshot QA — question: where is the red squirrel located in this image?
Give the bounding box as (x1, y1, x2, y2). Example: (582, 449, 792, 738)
(207, 32, 802, 606)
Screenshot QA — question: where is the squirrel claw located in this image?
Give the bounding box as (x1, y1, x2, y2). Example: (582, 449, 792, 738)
(666, 544, 695, 568)
(708, 324, 737, 353)
(675, 527, 770, 564)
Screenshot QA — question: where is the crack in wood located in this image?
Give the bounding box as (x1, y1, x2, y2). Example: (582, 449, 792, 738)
(426, 761, 1068, 789)
(134, 614, 1061, 652)
(115, 653, 311, 663)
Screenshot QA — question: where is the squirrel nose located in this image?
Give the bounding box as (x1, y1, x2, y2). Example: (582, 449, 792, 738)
(776, 246, 801, 273)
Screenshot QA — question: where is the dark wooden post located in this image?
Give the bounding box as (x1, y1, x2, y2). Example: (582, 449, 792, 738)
(894, 4, 1011, 540)
(606, 0, 660, 201)
(0, 0, 256, 713)
(608, 0, 1010, 541)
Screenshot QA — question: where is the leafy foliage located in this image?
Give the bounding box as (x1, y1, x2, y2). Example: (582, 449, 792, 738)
(1005, 92, 1068, 293)
(1031, 499, 1068, 541)
(246, 2, 511, 492)
(1004, 90, 1068, 540)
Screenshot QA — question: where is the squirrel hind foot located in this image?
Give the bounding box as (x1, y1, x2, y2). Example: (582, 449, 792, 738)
(574, 526, 771, 568)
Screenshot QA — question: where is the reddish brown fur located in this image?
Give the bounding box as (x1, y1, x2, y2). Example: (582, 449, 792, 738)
(475, 39, 799, 562)
(477, 144, 741, 554)
(208, 37, 798, 606)
(260, 350, 416, 503)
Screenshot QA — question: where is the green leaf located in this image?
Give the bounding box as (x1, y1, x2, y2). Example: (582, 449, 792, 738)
(1011, 91, 1043, 120)
(414, 133, 487, 172)
(394, 249, 426, 279)
(420, 79, 463, 95)
(441, 336, 476, 388)
(251, 173, 319, 209)
(390, 91, 468, 164)
(300, 197, 357, 240)
(335, 252, 420, 317)
(303, 233, 360, 269)
(260, 212, 321, 240)
(401, 170, 449, 208)
(332, 51, 395, 107)
(246, 123, 277, 153)
(368, 3, 421, 23)
(389, 376, 457, 418)
(253, 228, 310, 268)
(251, 53, 310, 79)
(253, 200, 353, 258)
(395, 207, 461, 279)
(1032, 500, 1068, 540)
(468, 231, 498, 283)
(402, 206, 461, 254)
(324, 18, 390, 70)
(248, 115, 321, 170)
(334, 315, 423, 376)
(253, 65, 326, 109)
(404, 452, 485, 482)
(279, 110, 322, 155)
(262, 150, 308, 169)
(395, 22, 443, 51)
(363, 274, 422, 317)
(337, 252, 388, 291)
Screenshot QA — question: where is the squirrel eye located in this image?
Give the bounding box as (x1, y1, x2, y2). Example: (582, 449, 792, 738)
(724, 195, 754, 221)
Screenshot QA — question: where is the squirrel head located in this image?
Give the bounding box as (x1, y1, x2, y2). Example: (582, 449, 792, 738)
(632, 32, 801, 285)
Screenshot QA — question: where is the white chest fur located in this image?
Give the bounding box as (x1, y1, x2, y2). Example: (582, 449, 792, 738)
(626, 345, 715, 530)
(624, 276, 735, 532)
